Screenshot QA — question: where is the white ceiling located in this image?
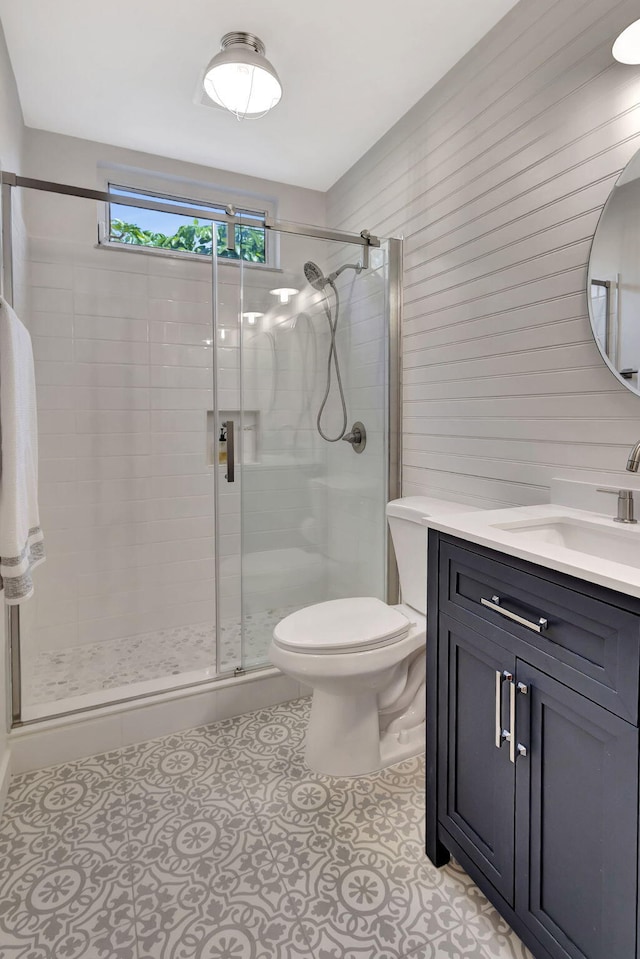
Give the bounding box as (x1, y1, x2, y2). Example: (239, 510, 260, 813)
(0, 0, 520, 191)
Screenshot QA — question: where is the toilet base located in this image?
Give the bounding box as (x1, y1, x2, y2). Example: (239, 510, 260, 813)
(304, 688, 426, 777)
(305, 689, 381, 776)
(379, 720, 425, 768)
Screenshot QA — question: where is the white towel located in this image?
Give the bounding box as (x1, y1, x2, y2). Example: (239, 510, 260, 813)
(0, 296, 45, 603)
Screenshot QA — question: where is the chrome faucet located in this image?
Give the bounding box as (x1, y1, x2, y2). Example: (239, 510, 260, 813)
(596, 441, 640, 522)
(628, 441, 640, 473)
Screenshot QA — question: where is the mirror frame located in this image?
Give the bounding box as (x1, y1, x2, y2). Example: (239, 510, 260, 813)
(587, 152, 640, 396)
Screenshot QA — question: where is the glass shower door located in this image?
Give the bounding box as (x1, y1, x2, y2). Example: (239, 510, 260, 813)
(9, 171, 395, 722)
(16, 185, 224, 719)
(235, 228, 391, 670)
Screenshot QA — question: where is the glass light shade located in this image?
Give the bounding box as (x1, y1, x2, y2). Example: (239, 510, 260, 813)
(613, 19, 640, 63)
(270, 287, 298, 304)
(203, 47, 282, 117)
(243, 312, 264, 325)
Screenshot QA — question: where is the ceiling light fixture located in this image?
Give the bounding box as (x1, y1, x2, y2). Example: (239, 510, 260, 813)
(270, 287, 299, 304)
(203, 32, 282, 119)
(613, 19, 640, 63)
(243, 312, 264, 325)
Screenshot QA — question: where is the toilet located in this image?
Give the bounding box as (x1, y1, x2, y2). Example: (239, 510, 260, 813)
(269, 496, 481, 776)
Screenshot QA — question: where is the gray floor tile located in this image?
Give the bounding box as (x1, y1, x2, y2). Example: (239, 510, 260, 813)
(471, 911, 535, 959)
(0, 851, 137, 958)
(0, 751, 136, 957)
(119, 727, 236, 791)
(246, 766, 397, 838)
(0, 697, 532, 959)
(406, 924, 491, 958)
(132, 857, 313, 959)
(276, 827, 462, 959)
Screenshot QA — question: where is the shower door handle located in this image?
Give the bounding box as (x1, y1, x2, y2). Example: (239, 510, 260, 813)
(224, 420, 235, 482)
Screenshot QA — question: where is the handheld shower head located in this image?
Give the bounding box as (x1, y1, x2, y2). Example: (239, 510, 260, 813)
(304, 258, 364, 291)
(302, 255, 366, 444)
(303, 260, 326, 291)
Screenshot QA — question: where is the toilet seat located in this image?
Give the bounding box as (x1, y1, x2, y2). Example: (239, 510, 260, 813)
(273, 597, 410, 654)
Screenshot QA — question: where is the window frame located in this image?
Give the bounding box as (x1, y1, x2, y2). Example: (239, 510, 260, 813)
(99, 180, 274, 268)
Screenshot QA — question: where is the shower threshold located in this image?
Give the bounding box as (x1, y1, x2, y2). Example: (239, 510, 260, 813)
(21, 606, 300, 719)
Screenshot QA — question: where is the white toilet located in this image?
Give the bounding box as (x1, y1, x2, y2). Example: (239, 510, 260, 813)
(269, 496, 481, 776)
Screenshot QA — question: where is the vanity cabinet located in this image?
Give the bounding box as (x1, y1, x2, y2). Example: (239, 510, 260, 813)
(426, 532, 640, 959)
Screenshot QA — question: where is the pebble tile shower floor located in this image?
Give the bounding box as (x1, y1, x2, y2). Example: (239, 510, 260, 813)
(24, 608, 299, 706)
(0, 698, 532, 959)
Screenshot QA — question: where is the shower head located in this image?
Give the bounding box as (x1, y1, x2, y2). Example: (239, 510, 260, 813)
(303, 260, 326, 291)
(304, 258, 364, 292)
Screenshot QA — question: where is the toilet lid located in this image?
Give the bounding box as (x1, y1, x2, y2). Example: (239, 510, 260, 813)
(273, 597, 411, 654)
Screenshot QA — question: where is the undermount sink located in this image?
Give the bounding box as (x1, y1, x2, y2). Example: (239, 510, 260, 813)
(491, 516, 640, 568)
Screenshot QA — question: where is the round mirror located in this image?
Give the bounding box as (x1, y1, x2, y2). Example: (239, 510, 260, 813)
(588, 148, 640, 395)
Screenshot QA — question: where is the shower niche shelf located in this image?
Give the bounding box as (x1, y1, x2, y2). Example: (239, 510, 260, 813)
(208, 410, 260, 467)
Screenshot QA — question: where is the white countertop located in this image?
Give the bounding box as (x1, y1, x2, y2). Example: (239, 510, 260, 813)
(424, 503, 640, 600)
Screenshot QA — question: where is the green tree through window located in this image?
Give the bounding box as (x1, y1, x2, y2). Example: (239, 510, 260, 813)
(110, 218, 266, 261)
(107, 186, 267, 263)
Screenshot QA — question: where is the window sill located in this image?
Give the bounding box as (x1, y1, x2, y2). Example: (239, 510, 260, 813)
(95, 240, 283, 273)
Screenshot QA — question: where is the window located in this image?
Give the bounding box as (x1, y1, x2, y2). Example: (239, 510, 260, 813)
(105, 185, 267, 264)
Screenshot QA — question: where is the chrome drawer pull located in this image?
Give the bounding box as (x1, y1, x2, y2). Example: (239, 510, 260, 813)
(481, 595, 548, 634)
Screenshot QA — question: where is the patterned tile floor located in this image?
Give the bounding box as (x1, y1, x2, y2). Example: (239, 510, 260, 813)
(0, 698, 533, 959)
(24, 608, 300, 707)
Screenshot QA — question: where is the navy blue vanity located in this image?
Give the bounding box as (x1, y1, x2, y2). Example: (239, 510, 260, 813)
(426, 529, 640, 959)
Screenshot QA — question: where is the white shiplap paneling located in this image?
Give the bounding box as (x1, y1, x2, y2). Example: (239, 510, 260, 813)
(327, 0, 640, 508)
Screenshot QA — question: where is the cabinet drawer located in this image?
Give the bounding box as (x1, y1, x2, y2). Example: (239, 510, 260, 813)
(439, 539, 640, 723)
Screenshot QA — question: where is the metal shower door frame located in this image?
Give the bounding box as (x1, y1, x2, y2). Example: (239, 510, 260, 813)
(0, 171, 402, 727)
(1, 176, 20, 731)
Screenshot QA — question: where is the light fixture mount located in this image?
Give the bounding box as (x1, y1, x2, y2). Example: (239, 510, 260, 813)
(221, 32, 266, 56)
(203, 31, 282, 119)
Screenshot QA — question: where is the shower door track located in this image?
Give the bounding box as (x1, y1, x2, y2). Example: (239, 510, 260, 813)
(0, 172, 382, 250)
(13, 664, 282, 730)
(0, 171, 401, 729)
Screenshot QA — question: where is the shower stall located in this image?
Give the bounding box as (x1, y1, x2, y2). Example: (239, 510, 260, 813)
(1, 172, 401, 726)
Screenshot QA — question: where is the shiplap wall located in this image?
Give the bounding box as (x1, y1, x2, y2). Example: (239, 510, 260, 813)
(327, 0, 640, 509)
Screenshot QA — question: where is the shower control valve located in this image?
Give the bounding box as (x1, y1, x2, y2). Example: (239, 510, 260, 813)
(342, 421, 366, 454)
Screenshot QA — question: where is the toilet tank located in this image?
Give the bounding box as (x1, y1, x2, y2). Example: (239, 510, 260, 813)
(386, 496, 483, 615)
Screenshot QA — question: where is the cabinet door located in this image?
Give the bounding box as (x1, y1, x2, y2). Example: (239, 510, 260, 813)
(515, 663, 638, 959)
(438, 615, 516, 903)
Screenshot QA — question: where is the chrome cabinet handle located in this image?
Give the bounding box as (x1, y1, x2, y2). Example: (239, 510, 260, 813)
(224, 419, 235, 483)
(494, 669, 513, 749)
(508, 680, 516, 763)
(515, 682, 529, 760)
(498, 677, 529, 764)
(481, 595, 548, 633)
